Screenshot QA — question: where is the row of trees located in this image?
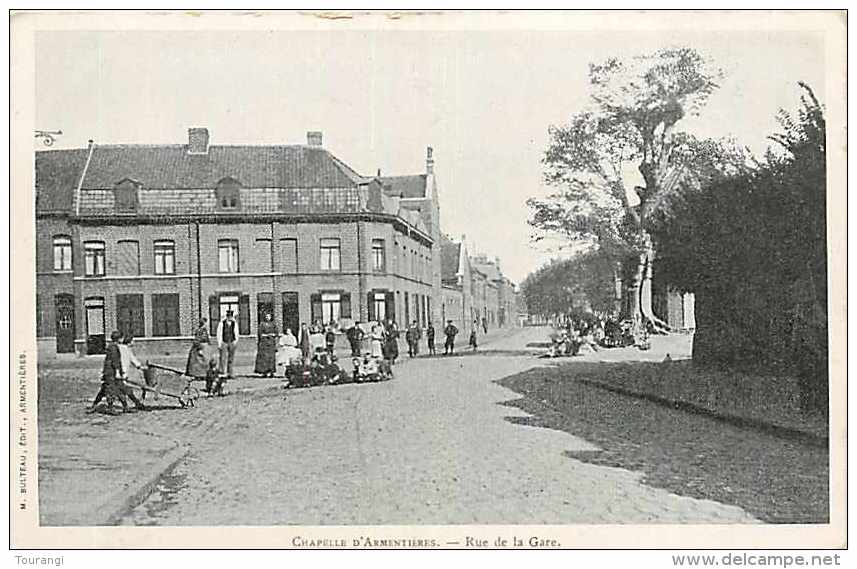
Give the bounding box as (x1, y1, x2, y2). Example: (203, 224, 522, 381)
(520, 252, 618, 318)
(525, 47, 827, 410)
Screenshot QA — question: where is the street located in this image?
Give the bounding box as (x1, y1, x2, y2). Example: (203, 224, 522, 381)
(86, 327, 759, 525)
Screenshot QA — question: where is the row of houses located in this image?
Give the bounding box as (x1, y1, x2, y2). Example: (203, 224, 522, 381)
(35, 128, 520, 356)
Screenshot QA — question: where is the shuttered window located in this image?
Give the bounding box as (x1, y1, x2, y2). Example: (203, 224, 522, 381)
(152, 294, 180, 337)
(116, 294, 145, 338)
(116, 240, 140, 276)
(238, 295, 250, 335)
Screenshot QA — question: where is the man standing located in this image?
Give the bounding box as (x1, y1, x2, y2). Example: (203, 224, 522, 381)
(426, 322, 436, 355)
(216, 310, 239, 379)
(324, 324, 337, 355)
(443, 320, 458, 355)
(346, 321, 365, 357)
(298, 322, 312, 363)
(406, 321, 421, 357)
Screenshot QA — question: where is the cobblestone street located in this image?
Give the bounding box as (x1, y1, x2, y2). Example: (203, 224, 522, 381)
(57, 327, 755, 526)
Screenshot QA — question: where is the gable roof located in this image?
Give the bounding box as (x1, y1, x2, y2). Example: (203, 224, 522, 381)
(440, 234, 463, 283)
(35, 148, 91, 213)
(78, 144, 367, 190)
(471, 259, 503, 282)
(35, 143, 373, 214)
(379, 174, 427, 199)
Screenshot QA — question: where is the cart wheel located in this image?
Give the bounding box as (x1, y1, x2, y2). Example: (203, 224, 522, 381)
(182, 385, 201, 407)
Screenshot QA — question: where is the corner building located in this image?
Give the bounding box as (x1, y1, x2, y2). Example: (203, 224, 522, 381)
(35, 129, 439, 355)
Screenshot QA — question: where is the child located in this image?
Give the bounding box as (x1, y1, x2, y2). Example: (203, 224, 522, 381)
(469, 328, 478, 351)
(118, 335, 148, 409)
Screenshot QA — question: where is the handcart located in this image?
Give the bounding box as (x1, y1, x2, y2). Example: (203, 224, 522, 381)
(125, 362, 205, 408)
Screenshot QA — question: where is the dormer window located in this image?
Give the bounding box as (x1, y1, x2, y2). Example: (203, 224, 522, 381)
(216, 177, 241, 210)
(114, 179, 140, 212)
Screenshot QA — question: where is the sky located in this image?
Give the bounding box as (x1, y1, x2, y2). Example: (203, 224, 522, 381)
(35, 30, 825, 284)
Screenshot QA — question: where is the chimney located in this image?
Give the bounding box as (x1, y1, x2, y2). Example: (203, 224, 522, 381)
(188, 127, 209, 154)
(426, 146, 434, 175)
(307, 131, 323, 147)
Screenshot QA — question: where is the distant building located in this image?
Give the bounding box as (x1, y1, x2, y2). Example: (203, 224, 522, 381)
(439, 235, 519, 337)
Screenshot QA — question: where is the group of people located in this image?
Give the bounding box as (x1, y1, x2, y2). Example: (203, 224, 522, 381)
(544, 314, 652, 358)
(234, 315, 476, 380)
(85, 313, 491, 413)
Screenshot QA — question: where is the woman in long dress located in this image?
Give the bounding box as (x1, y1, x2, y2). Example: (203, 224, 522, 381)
(370, 323, 384, 358)
(186, 318, 212, 378)
(254, 313, 279, 377)
(276, 328, 302, 376)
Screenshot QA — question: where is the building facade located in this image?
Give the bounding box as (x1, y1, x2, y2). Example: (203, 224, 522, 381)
(439, 234, 519, 338)
(35, 129, 439, 356)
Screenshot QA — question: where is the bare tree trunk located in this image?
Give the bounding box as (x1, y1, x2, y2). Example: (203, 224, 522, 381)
(639, 239, 672, 333)
(626, 255, 644, 323)
(613, 262, 623, 316)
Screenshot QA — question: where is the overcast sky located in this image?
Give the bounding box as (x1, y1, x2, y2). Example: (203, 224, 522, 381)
(36, 30, 825, 283)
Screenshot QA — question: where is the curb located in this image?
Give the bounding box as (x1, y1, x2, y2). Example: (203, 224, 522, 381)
(103, 443, 192, 525)
(577, 377, 828, 449)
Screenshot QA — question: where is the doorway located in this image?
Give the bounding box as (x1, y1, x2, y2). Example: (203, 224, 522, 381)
(84, 297, 105, 355)
(54, 294, 75, 353)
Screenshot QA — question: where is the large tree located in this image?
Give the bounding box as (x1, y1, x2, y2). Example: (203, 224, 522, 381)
(653, 83, 827, 410)
(528, 47, 745, 328)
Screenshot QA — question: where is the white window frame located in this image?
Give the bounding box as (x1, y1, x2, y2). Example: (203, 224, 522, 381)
(321, 292, 342, 324)
(319, 238, 341, 271)
(372, 239, 385, 272)
(218, 239, 240, 273)
(83, 241, 105, 277)
(154, 240, 176, 275)
(53, 236, 72, 271)
(373, 292, 387, 322)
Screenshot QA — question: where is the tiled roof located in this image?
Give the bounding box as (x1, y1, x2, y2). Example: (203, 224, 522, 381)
(35, 148, 90, 212)
(36, 143, 372, 214)
(379, 174, 427, 199)
(79, 144, 365, 190)
(440, 234, 462, 283)
(472, 260, 503, 282)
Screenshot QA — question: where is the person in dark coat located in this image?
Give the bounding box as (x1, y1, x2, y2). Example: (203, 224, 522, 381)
(186, 318, 211, 379)
(86, 330, 126, 414)
(405, 321, 421, 357)
(426, 322, 436, 355)
(298, 323, 312, 363)
(346, 321, 365, 357)
(469, 327, 478, 351)
(443, 321, 458, 355)
(324, 325, 337, 355)
(383, 319, 400, 365)
(254, 313, 279, 377)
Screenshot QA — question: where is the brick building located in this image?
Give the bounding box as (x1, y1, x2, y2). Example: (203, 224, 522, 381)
(35, 129, 440, 356)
